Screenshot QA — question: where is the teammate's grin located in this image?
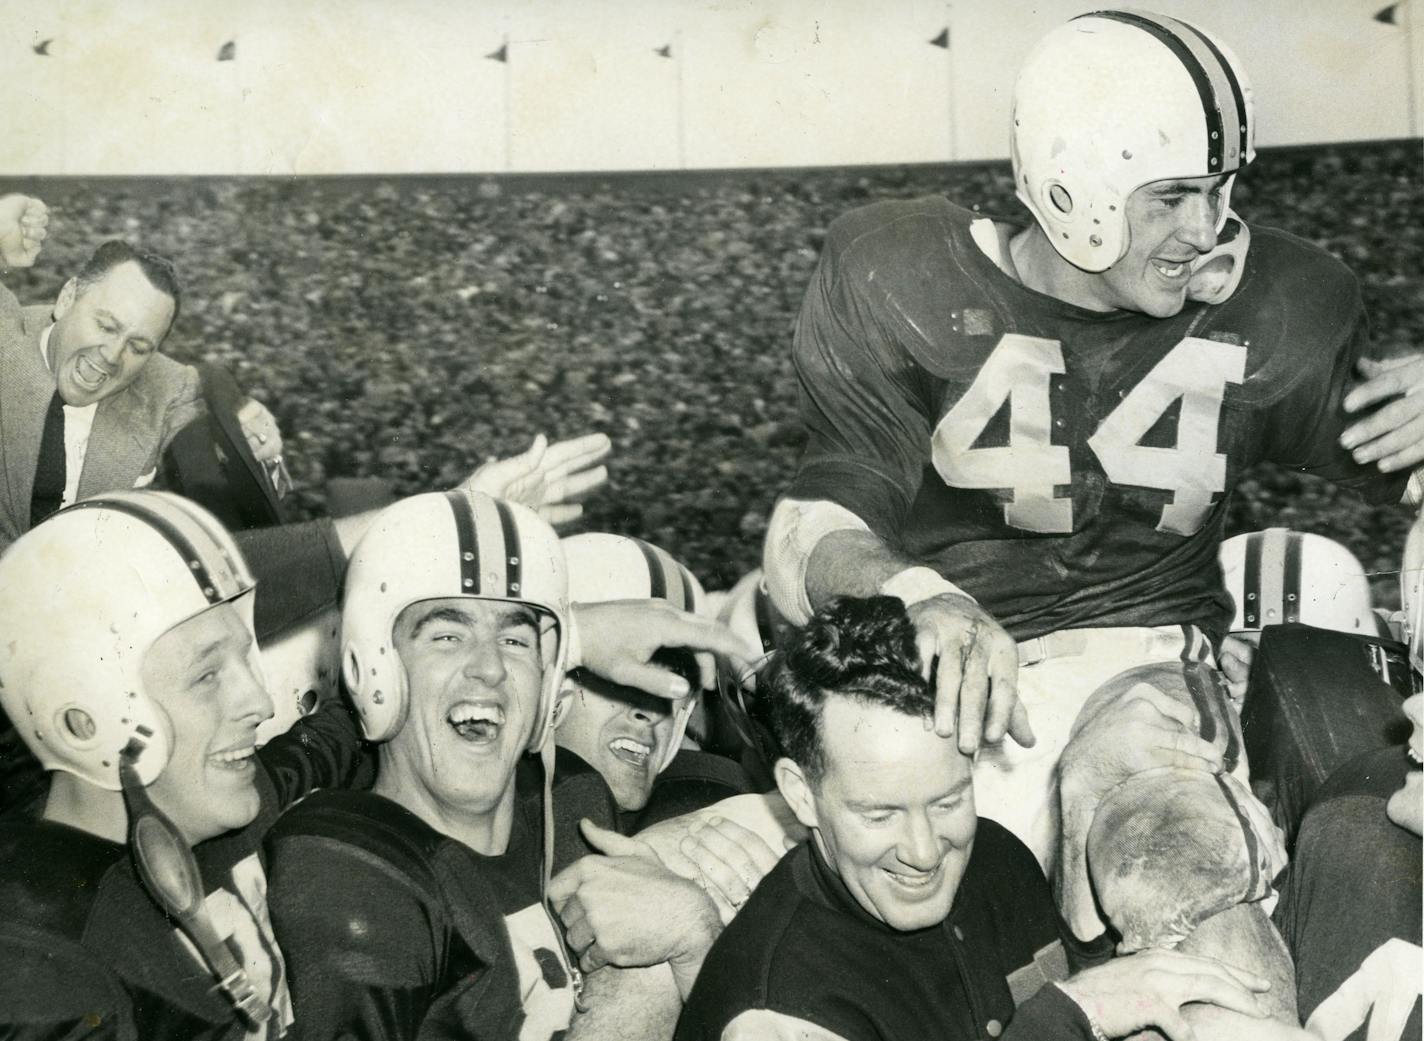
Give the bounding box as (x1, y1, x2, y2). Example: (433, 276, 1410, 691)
(447, 700, 506, 745)
(209, 744, 257, 774)
(608, 734, 654, 768)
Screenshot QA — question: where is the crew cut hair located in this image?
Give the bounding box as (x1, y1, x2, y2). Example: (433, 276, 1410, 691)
(763, 595, 931, 784)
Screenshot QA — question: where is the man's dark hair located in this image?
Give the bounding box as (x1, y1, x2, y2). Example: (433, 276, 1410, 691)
(763, 596, 931, 784)
(73, 240, 182, 328)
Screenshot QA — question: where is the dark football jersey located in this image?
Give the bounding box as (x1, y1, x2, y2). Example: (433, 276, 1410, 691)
(675, 819, 1112, 1041)
(267, 750, 620, 1041)
(787, 197, 1407, 644)
(0, 697, 363, 1040)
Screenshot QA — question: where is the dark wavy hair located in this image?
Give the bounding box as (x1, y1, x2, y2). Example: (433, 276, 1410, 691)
(762, 595, 931, 784)
(73, 240, 182, 330)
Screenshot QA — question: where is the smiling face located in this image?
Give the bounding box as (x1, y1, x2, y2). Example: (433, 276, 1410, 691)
(556, 670, 677, 811)
(1387, 693, 1423, 836)
(383, 597, 545, 832)
(48, 260, 175, 406)
(1091, 173, 1229, 318)
(779, 696, 977, 931)
(139, 599, 274, 846)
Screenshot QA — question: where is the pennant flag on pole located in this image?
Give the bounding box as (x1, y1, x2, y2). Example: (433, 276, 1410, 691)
(1375, 3, 1400, 23)
(32, 38, 52, 56)
(929, 28, 949, 48)
(655, 43, 672, 58)
(486, 41, 508, 63)
(217, 40, 236, 61)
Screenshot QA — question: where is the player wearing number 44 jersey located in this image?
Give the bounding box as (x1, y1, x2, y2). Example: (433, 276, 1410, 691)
(763, 6, 1422, 976)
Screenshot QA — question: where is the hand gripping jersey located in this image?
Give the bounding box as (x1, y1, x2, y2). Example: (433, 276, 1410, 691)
(786, 198, 1407, 644)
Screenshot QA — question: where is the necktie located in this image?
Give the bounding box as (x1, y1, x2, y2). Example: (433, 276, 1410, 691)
(30, 390, 67, 526)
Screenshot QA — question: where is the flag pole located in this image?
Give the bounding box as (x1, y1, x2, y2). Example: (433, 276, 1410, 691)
(1406, 2, 1418, 137)
(676, 29, 687, 169)
(503, 34, 513, 172)
(945, 3, 956, 161)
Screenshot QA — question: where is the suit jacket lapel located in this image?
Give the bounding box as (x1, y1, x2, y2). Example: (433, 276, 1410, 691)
(79, 392, 151, 500)
(0, 306, 59, 536)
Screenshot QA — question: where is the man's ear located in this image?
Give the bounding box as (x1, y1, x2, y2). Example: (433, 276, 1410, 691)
(552, 684, 576, 729)
(52, 277, 77, 321)
(774, 757, 819, 832)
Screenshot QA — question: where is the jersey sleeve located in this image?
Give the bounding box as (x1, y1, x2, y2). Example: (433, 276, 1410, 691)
(1260, 267, 1409, 505)
(784, 226, 938, 540)
(256, 694, 365, 809)
(0, 922, 138, 1041)
(1002, 983, 1096, 1041)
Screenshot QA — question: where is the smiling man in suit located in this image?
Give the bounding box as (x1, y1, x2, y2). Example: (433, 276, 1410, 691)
(0, 196, 204, 553)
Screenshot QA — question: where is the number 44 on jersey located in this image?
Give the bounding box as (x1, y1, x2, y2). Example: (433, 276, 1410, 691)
(932, 334, 1248, 537)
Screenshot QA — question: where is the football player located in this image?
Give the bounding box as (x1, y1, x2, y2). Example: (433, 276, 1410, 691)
(265, 491, 742, 1041)
(762, 9, 1422, 877)
(558, 533, 753, 827)
(0, 491, 368, 1039)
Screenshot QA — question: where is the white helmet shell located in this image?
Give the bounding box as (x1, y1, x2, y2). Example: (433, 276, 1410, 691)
(341, 490, 569, 751)
(1401, 514, 1424, 676)
(0, 491, 257, 789)
(1219, 528, 1375, 636)
(1011, 9, 1255, 272)
(561, 532, 707, 772)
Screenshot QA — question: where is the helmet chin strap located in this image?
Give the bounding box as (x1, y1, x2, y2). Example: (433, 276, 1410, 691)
(118, 740, 272, 1030)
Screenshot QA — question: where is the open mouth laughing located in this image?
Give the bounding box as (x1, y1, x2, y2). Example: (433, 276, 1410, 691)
(448, 701, 505, 744)
(608, 735, 654, 769)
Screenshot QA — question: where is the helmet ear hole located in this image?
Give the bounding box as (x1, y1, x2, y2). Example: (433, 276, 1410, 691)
(343, 647, 362, 693)
(63, 708, 96, 743)
(1048, 183, 1073, 216)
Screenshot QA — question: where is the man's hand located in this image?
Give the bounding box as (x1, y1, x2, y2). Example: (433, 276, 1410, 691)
(906, 592, 1029, 753)
(464, 432, 611, 526)
(1058, 949, 1271, 1041)
(571, 599, 757, 699)
(547, 820, 721, 998)
(1060, 681, 1223, 811)
(0, 195, 48, 269)
(637, 812, 795, 924)
(1341, 355, 1424, 473)
(236, 397, 284, 464)
(1218, 634, 1256, 708)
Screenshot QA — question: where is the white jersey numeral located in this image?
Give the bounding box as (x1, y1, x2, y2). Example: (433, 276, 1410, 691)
(1089, 337, 1247, 535)
(931, 335, 1247, 536)
(931, 333, 1073, 533)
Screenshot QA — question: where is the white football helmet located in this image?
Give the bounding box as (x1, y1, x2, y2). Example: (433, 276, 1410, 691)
(1401, 514, 1424, 677)
(1219, 528, 1375, 636)
(561, 532, 707, 772)
(342, 489, 569, 751)
(1012, 9, 1255, 273)
(0, 491, 258, 789)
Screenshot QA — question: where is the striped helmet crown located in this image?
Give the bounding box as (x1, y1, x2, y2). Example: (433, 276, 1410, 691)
(1011, 9, 1255, 272)
(560, 532, 707, 772)
(341, 489, 569, 749)
(1219, 528, 1374, 636)
(0, 491, 257, 789)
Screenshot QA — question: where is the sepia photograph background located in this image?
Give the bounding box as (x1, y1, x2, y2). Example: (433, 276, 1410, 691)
(1, 0, 1419, 595)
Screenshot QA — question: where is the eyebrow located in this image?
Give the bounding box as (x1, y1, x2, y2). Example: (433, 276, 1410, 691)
(1150, 176, 1230, 197)
(845, 778, 971, 813)
(408, 604, 539, 640)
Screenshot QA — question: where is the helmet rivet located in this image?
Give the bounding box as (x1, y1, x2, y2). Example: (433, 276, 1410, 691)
(1121, 149, 1132, 160)
(1211, 131, 1219, 139)
(189, 560, 200, 571)
(380, 582, 388, 593)
(1108, 205, 1117, 212)
(510, 582, 521, 592)
(1210, 157, 1219, 166)
(203, 587, 215, 598)
(463, 552, 475, 562)
(1247, 593, 1256, 600)
(372, 690, 384, 704)
(1287, 593, 1297, 601)
(463, 578, 474, 588)
(1089, 235, 1102, 247)
(1061, 232, 1069, 240)
(509, 556, 520, 565)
